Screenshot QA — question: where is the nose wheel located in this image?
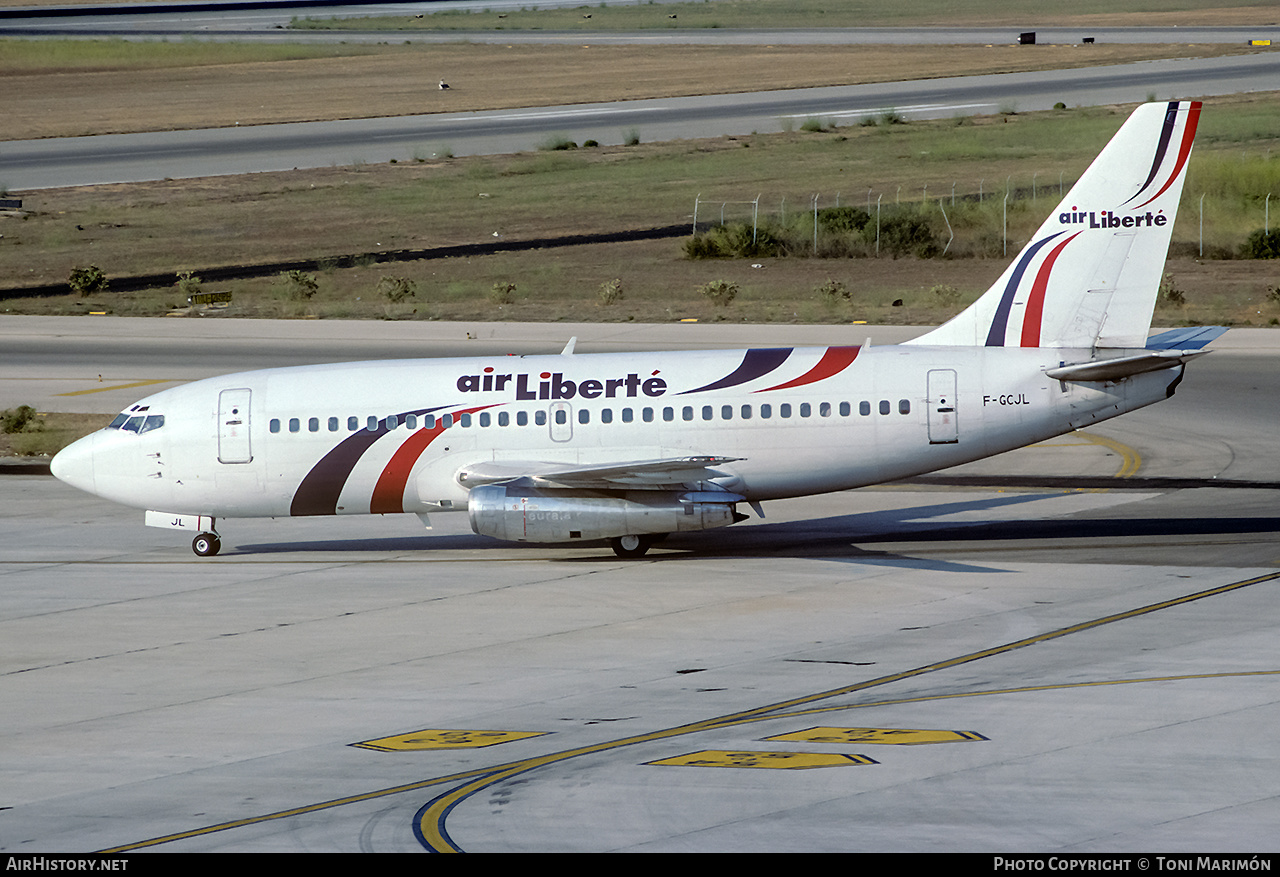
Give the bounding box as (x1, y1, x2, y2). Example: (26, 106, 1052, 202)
(192, 532, 222, 557)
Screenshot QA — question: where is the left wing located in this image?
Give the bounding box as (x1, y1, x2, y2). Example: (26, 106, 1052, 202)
(456, 455, 744, 490)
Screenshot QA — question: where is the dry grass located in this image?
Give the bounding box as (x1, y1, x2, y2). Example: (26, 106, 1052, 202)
(3, 95, 1278, 330)
(1, 41, 1261, 140)
(0, 411, 108, 457)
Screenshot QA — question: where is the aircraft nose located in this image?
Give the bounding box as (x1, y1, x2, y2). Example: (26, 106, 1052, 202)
(51, 432, 97, 495)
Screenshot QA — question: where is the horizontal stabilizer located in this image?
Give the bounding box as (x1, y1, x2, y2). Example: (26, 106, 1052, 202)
(1045, 350, 1208, 382)
(1145, 326, 1228, 350)
(457, 455, 744, 489)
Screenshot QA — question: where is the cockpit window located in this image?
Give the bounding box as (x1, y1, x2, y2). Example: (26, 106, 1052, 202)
(111, 413, 164, 434)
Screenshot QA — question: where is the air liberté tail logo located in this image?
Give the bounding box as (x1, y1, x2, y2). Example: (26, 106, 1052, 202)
(1059, 207, 1168, 229)
(457, 367, 668, 400)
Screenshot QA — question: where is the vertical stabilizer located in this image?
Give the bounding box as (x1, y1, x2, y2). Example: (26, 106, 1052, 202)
(907, 101, 1200, 349)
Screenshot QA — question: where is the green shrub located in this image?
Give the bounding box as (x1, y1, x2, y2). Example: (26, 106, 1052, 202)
(623, 127, 640, 146)
(175, 271, 201, 298)
(817, 206, 870, 233)
(879, 214, 940, 258)
(279, 270, 318, 300)
(930, 284, 961, 307)
(684, 223, 777, 259)
(816, 279, 851, 304)
(1241, 228, 1280, 259)
(2, 405, 39, 434)
(1160, 273, 1187, 306)
(698, 279, 738, 307)
(488, 281, 517, 304)
(377, 275, 416, 303)
(598, 278, 624, 305)
(538, 134, 577, 151)
(68, 265, 107, 296)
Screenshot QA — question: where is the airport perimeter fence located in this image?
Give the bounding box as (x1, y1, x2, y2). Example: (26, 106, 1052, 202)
(689, 177, 1278, 262)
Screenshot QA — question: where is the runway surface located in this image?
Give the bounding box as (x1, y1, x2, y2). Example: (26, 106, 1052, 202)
(1, 318, 1278, 852)
(3, 1, 1280, 190)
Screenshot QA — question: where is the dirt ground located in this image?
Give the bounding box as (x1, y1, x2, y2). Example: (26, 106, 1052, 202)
(5, 42, 1259, 140)
(1, 0, 1277, 26)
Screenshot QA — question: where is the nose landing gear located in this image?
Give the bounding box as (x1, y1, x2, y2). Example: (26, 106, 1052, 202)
(192, 531, 222, 557)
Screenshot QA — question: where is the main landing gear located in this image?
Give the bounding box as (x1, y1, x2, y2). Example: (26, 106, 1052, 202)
(610, 534, 652, 558)
(192, 531, 222, 557)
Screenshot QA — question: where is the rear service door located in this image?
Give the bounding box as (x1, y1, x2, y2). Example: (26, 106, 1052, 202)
(927, 369, 958, 444)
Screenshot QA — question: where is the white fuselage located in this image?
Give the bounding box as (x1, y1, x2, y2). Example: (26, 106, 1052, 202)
(54, 343, 1180, 522)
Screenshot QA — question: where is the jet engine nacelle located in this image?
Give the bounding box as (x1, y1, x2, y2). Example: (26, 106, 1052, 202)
(467, 484, 745, 543)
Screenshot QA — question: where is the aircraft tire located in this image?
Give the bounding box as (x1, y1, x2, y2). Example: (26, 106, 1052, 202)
(611, 534, 651, 558)
(192, 533, 221, 557)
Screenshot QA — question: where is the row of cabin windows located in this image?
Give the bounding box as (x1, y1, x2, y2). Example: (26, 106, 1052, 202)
(267, 399, 912, 435)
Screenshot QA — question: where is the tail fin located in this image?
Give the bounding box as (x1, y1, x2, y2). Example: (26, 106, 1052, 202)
(908, 101, 1201, 350)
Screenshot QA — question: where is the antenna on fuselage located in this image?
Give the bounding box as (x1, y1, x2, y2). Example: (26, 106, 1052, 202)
(561, 336, 578, 356)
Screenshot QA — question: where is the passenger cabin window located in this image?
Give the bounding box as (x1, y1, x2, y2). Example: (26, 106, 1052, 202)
(879, 400, 891, 415)
(899, 399, 911, 415)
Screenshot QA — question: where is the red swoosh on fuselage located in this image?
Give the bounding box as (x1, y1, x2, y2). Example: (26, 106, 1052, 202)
(370, 406, 495, 514)
(755, 346, 860, 392)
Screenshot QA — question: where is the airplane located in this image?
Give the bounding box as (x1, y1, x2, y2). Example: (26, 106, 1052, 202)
(51, 101, 1223, 559)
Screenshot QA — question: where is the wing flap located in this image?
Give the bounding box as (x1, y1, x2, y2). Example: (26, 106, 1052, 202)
(456, 455, 744, 490)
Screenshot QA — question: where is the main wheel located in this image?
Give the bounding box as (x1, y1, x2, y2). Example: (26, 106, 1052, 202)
(192, 533, 221, 557)
(611, 534, 651, 559)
